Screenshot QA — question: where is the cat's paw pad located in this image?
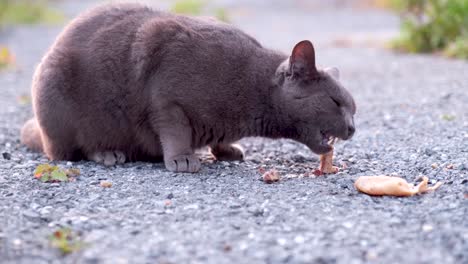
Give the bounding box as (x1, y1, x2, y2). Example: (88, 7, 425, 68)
(211, 144, 244, 161)
(165, 154, 201, 173)
(89, 151, 126, 166)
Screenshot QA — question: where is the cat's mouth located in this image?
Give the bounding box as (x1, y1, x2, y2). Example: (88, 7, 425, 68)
(320, 131, 338, 147)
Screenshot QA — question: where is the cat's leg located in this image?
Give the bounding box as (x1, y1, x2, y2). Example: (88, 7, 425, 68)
(33, 64, 84, 162)
(211, 143, 244, 161)
(156, 105, 201, 173)
(88, 151, 126, 166)
(37, 113, 83, 161)
(41, 135, 83, 161)
(87, 147, 164, 166)
(86, 129, 163, 166)
(38, 116, 84, 162)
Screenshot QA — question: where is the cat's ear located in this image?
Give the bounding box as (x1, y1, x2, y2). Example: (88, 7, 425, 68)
(289, 40, 318, 78)
(324, 67, 340, 80)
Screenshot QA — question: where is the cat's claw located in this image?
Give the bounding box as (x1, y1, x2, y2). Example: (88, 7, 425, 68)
(165, 154, 201, 173)
(89, 151, 126, 166)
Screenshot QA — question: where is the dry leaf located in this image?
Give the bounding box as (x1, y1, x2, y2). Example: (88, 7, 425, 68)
(66, 168, 80, 176)
(0, 46, 15, 69)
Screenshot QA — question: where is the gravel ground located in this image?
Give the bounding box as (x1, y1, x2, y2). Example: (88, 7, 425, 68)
(1, 1, 467, 264)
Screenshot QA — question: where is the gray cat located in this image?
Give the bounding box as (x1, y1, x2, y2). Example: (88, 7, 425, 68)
(21, 3, 356, 173)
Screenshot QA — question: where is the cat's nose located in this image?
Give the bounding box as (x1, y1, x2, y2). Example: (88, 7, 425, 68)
(347, 125, 355, 138)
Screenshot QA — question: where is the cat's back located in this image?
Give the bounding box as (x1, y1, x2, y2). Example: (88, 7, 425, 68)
(61, 3, 158, 46)
(33, 4, 163, 116)
(40, 3, 265, 90)
(40, 3, 161, 71)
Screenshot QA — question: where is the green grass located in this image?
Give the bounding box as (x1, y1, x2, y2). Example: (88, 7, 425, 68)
(0, 0, 64, 26)
(214, 8, 229, 22)
(171, 0, 230, 22)
(0, 1, 64, 69)
(444, 36, 468, 59)
(171, 0, 205, 15)
(386, 0, 468, 59)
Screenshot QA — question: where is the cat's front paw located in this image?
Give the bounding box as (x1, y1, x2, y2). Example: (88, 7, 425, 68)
(89, 151, 126, 166)
(165, 154, 201, 173)
(211, 144, 244, 161)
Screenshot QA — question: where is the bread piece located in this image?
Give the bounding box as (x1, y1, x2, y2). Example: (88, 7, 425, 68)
(354, 175, 443, 196)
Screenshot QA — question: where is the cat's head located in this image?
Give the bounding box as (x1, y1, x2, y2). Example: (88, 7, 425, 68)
(276, 40, 356, 154)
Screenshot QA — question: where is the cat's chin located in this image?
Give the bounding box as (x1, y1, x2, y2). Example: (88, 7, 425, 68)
(311, 144, 333, 155)
(309, 136, 333, 155)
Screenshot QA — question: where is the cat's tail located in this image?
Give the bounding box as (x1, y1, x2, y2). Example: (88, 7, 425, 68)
(20, 118, 43, 152)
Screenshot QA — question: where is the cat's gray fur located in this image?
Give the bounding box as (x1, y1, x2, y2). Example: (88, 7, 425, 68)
(21, 3, 356, 172)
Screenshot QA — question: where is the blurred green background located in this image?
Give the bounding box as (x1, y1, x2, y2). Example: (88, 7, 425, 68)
(386, 0, 468, 59)
(0, 0, 467, 70)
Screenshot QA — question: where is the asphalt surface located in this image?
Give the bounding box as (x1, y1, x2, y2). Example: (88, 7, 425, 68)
(0, 1, 467, 263)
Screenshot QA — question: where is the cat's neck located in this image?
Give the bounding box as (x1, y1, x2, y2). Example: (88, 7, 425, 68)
(244, 48, 293, 139)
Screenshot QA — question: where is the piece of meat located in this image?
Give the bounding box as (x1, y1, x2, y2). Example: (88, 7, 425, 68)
(319, 146, 339, 174)
(262, 169, 280, 184)
(354, 175, 443, 196)
(314, 144, 339, 176)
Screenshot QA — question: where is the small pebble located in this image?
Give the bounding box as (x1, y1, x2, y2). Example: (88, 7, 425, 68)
(2, 152, 11, 160)
(100, 181, 112, 188)
(366, 251, 378, 261)
(276, 238, 286, 246)
(342, 222, 353, 229)
(223, 244, 232, 252)
(13, 239, 21, 246)
(422, 224, 433, 232)
(294, 235, 305, 244)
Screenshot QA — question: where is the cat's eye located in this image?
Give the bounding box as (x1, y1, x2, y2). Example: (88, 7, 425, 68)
(331, 98, 341, 107)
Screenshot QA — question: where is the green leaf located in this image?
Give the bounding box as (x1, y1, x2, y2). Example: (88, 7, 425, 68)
(49, 228, 85, 255)
(34, 164, 78, 183)
(51, 169, 68, 182)
(40, 175, 50, 182)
